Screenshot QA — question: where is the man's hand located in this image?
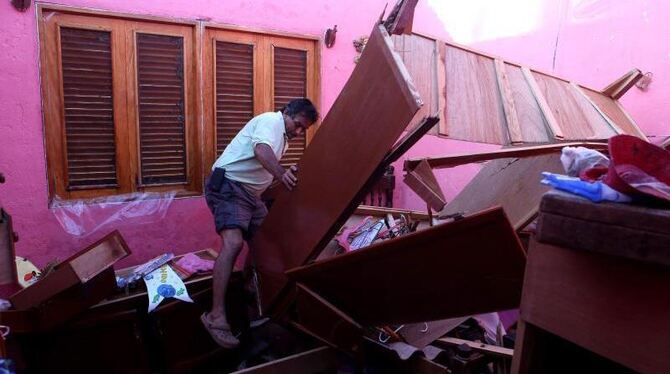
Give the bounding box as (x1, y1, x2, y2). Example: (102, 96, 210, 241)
(281, 165, 298, 191)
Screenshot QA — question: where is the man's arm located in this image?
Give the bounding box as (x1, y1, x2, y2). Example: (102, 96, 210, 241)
(254, 143, 297, 190)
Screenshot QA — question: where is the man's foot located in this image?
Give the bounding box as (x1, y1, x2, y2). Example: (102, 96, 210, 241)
(200, 313, 240, 348)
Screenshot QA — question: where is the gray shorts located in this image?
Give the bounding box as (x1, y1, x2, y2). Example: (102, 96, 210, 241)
(205, 170, 268, 240)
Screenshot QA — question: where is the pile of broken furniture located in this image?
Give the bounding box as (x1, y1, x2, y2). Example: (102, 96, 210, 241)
(0, 0, 664, 372)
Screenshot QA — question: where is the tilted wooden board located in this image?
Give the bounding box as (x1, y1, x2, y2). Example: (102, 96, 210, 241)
(250, 24, 422, 314)
(439, 154, 563, 230)
(287, 207, 526, 325)
(393, 34, 647, 144)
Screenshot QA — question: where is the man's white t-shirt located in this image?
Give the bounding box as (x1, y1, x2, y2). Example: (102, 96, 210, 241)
(212, 111, 288, 196)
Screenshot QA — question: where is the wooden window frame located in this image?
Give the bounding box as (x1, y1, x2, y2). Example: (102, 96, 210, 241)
(203, 26, 321, 173)
(38, 5, 321, 203)
(39, 6, 201, 201)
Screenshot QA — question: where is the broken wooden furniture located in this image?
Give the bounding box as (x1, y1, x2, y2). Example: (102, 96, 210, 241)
(393, 34, 647, 145)
(512, 192, 670, 374)
(250, 23, 425, 315)
(287, 207, 525, 326)
(404, 142, 610, 231)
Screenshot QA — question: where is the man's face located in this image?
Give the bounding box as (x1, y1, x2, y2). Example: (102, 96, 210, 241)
(284, 113, 313, 140)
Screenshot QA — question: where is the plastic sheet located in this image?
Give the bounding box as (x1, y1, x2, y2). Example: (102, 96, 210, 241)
(560, 146, 609, 177)
(51, 191, 176, 237)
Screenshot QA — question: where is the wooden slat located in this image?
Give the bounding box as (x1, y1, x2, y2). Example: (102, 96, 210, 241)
(531, 71, 614, 140)
(602, 69, 643, 100)
(494, 59, 524, 144)
(403, 159, 446, 211)
(287, 207, 526, 325)
(570, 83, 625, 135)
(274, 47, 307, 167)
(250, 25, 422, 315)
(404, 141, 608, 170)
(215, 41, 254, 156)
(136, 33, 187, 185)
(439, 154, 564, 230)
(445, 45, 507, 144)
(436, 337, 514, 358)
(520, 67, 564, 140)
(60, 27, 117, 189)
(582, 88, 648, 140)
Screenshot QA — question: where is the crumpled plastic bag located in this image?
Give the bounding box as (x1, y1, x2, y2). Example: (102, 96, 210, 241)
(560, 146, 609, 177)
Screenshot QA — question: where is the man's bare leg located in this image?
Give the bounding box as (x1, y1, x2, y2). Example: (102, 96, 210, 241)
(208, 228, 244, 327)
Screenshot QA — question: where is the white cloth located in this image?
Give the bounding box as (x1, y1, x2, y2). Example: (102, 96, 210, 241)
(212, 111, 288, 196)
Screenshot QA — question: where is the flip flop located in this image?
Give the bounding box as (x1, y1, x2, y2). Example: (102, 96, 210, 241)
(200, 313, 240, 348)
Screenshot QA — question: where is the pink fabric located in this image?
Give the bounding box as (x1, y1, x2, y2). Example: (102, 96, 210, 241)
(175, 253, 215, 275)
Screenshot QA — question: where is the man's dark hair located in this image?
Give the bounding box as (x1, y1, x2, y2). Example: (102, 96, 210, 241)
(282, 98, 319, 123)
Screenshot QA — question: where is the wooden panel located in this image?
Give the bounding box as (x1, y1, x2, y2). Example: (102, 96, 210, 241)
(505, 64, 551, 143)
(400, 317, 467, 349)
(521, 239, 670, 374)
(393, 34, 439, 133)
(215, 41, 254, 156)
(59, 27, 118, 189)
(403, 159, 445, 211)
(136, 33, 187, 185)
(582, 88, 647, 139)
(287, 207, 526, 325)
(531, 71, 615, 140)
(273, 46, 307, 167)
(445, 45, 506, 144)
(250, 25, 421, 314)
(494, 59, 523, 144)
(292, 283, 364, 352)
(439, 154, 563, 230)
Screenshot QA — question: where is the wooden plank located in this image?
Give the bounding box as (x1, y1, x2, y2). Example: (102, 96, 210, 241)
(290, 283, 365, 352)
(385, 116, 439, 165)
(251, 24, 422, 315)
(531, 71, 601, 140)
(399, 317, 468, 349)
(404, 142, 608, 171)
(445, 45, 507, 144)
(439, 154, 563, 230)
(570, 83, 625, 135)
(521, 67, 564, 140)
(494, 59, 523, 144)
(287, 207, 526, 325)
(403, 159, 446, 211)
(521, 239, 670, 374)
(355, 205, 431, 221)
(392, 34, 439, 134)
(602, 69, 643, 100)
(231, 346, 337, 374)
(436, 337, 513, 358)
(582, 88, 648, 140)
(504, 64, 551, 143)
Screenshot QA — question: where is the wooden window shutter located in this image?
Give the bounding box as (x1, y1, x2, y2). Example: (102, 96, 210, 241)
(136, 33, 187, 185)
(215, 41, 255, 156)
(273, 47, 307, 167)
(60, 27, 118, 189)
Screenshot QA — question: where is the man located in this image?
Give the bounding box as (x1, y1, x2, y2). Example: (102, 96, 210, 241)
(201, 98, 318, 348)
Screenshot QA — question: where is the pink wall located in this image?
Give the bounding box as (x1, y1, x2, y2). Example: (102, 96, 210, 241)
(1, 0, 668, 266)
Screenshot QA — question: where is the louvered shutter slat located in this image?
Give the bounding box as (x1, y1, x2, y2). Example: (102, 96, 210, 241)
(215, 41, 255, 156)
(60, 27, 118, 189)
(137, 33, 187, 185)
(274, 47, 307, 168)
